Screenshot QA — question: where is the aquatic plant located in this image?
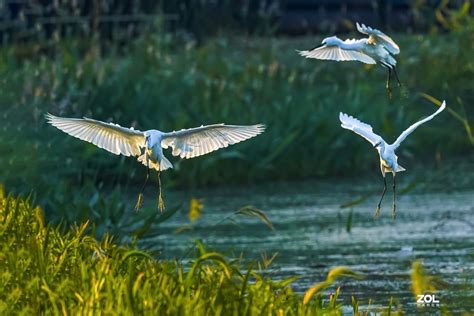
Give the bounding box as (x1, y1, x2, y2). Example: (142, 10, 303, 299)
(0, 188, 357, 314)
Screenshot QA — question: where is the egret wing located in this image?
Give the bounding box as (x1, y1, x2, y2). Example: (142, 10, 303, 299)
(46, 113, 145, 156)
(161, 124, 265, 159)
(339, 112, 384, 146)
(297, 45, 376, 64)
(391, 101, 446, 149)
(356, 23, 400, 55)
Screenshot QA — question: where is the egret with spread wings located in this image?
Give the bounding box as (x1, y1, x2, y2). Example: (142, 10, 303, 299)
(298, 22, 401, 94)
(339, 101, 446, 218)
(46, 114, 265, 212)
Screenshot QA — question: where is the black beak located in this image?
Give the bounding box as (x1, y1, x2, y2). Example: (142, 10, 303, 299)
(373, 142, 380, 148)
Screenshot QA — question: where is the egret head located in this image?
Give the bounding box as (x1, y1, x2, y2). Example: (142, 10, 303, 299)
(322, 36, 339, 46)
(373, 141, 383, 150)
(145, 130, 163, 147)
(144, 131, 156, 147)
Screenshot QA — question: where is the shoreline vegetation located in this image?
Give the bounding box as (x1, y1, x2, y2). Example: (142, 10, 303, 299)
(1, 188, 452, 314)
(1, 28, 473, 222)
(0, 7, 473, 313)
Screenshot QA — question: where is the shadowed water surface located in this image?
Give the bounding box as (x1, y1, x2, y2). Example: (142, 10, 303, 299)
(137, 175, 474, 313)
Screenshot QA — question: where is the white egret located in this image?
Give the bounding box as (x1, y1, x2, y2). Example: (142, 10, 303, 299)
(298, 22, 401, 93)
(46, 114, 265, 212)
(339, 101, 446, 218)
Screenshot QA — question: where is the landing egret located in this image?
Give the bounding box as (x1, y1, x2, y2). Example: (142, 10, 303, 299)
(339, 101, 446, 218)
(298, 22, 401, 93)
(46, 114, 265, 212)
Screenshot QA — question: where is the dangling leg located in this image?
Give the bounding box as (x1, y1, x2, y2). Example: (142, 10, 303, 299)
(157, 170, 165, 213)
(375, 175, 387, 219)
(135, 153, 149, 212)
(386, 68, 392, 97)
(392, 174, 397, 219)
(393, 67, 401, 87)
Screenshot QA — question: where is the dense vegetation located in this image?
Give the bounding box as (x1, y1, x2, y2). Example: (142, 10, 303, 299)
(1, 189, 459, 314)
(1, 22, 473, 221)
(0, 5, 471, 313)
(1, 189, 416, 315)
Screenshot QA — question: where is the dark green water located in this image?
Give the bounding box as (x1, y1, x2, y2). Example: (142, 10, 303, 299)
(136, 174, 474, 313)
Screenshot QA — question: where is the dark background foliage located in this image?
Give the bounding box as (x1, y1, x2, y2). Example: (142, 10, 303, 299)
(0, 0, 472, 224)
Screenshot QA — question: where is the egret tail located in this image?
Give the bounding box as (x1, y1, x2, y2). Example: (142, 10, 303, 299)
(138, 154, 173, 171)
(160, 156, 173, 171)
(396, 165, 405, 172)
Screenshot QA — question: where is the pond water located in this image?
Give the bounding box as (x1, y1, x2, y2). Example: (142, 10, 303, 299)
(138, 176, 474, 313)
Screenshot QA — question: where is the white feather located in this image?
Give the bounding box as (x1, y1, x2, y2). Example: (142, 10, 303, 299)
(45, 113, 145, 156)
(391, 101, 446, 149)
(298, 46, 376, 64)
(161, 124, 265, 159)
(356, 22, 400, 55)
(339, 112, 384, 146)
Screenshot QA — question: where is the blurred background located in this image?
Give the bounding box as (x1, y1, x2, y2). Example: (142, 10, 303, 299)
(0, 0, 473, 310)
(0, 0, 472, 219)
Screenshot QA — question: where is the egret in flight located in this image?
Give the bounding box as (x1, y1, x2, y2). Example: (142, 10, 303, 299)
(298, 23, 401, 94)
(339, 101, 446, 218)
(46, 114, 265, 212)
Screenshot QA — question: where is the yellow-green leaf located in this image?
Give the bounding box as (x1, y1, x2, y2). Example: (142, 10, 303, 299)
(236, 205, 274, 230)
(303, 281, 331, 305)
(327, 266, 363, 282)
(410, 260, 447, 297)
(189, 198, 203, 223)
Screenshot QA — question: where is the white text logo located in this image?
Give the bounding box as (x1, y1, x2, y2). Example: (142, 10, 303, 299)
(417, 294, 440, 307)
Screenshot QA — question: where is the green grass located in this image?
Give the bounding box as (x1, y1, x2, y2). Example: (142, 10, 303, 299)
(0, 25, 473, 222)
(2, 188, 409, 315)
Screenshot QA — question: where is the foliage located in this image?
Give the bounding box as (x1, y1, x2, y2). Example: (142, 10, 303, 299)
(188, 198, 203, 223)
(303, 267, 363, 305)
(0, 189, 366, 315)
(0, 21, 473, 222)
(411, 260, 448, 297)
(235, 205, 275, 230)
(421, 93, 474, 145)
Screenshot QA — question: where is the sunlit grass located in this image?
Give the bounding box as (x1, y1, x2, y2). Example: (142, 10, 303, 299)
(0, 188, 372, 314)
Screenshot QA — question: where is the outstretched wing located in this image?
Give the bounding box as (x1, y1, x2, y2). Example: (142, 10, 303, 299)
(297, 44, 376, 64)
(339, 112, 384, 146)
(356, 22, 400, 55)
(391, 101, 446, 149)
(161, 124, 265, 159)
(46, 113, 145, 156)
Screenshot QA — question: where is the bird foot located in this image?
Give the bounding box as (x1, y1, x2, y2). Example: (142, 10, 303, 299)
(386, 87, 393, 99)
(374, 206, 381, 219)
(134, 193, 144, 213)
(158, 193, 166, 213)
(391, 205, 397, 220)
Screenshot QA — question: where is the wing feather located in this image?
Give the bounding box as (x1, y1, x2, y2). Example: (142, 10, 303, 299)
(339, 112, 384, 146)
(161, 124, 265, 159)
(356, 22, 400, 55)
(298, 46, 376, 64)
(391, 101, 446, 149)
(46, 113, 145, 156)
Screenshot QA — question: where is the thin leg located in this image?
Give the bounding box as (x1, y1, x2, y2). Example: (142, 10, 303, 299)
(393, 67, 401, 87)
(157, 170, 165, 213)
(392, 175, 396, 219)
(386, 68, 392, 97)
(135, 153, 149, 212)
(375, 176, 387, 219)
